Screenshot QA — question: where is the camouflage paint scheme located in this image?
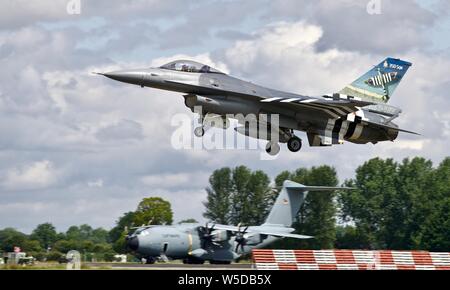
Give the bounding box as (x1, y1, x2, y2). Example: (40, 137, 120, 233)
(97, 57, 416, 155)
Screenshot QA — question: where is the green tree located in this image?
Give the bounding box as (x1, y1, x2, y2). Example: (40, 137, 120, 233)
(112, 229, 129, 254)
(339, 158, 398, 249)
(22, 239, 43, 252)
(339, 157, 449, 251)
(203, 166, 271, 225)
(335, 226, 365, 249)
(230, 166, 271, 225)
(91, 228, 109, 244)
(203, 167, 233, 224)
(66, 226, 82, 240)
(133, 197, 173, 226)
(389, 157, 434, 249)
(412, 157, 450, 251)
(53, 239, 78, 253)
(0, 228, 27, 252)
(80, 224, 95, 240)
(30, 223, 58, 250)
(109, 211, 137, 244)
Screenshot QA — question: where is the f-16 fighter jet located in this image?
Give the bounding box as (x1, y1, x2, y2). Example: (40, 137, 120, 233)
(97, 57, 417, 155)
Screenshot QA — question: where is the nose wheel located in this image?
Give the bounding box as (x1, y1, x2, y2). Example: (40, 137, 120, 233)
(287, 136, 302, 152)
(194, 126, 205, 137)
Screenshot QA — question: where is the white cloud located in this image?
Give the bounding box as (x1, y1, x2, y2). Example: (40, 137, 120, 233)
(0, 2, 448, 233)
(87, 179, 104, 188)
(2, 160, 58, 191)
(141, 172, 210, 190)
(225, 21, 362, 94)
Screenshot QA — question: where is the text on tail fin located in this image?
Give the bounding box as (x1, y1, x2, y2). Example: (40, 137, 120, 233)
(339, 57, 412, 103)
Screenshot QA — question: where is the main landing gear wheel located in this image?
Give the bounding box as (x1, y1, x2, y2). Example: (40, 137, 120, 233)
(144, 257, 156, 264)
(210, 260, 232, 265)
(183, 257, 205, 264)
(265, 142, 280, 156)
(287, 136, 302, 152)
(194, 126, 205, 137)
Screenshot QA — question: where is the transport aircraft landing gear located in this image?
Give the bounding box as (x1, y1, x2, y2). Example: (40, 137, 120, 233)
(265, 142, 280, 156)
(210, 260, 231, 265)
(287, 136, 302, 152)
(183, 257, 205, 264)
(144, 257, 156, 264)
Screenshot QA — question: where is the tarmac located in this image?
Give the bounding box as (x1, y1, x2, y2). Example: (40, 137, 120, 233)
(86, 262, 254, 270)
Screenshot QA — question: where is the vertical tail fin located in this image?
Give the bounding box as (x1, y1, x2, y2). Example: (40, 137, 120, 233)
(263, 180, 351, 227)
(339, 57, 412, 103)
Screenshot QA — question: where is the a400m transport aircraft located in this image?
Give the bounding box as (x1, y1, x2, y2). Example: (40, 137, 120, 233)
(125, 180, 352, 264)
(97, 57, 417, 155)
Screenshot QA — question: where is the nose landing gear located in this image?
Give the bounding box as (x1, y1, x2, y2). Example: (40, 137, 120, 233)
(194, 126, 206, 137)
(265, 142, 280, 156)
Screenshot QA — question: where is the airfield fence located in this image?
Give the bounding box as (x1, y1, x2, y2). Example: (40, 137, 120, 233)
(252, 249, 450, 270)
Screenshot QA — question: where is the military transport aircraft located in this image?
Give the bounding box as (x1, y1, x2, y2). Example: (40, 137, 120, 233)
(125, 180, 351, 264)
(97, 57, 417, 155)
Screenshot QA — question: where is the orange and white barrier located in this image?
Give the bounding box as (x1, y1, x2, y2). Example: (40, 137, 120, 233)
(252, 249, 450, 270)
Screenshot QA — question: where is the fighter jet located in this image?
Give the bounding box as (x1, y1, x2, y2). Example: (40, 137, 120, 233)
(125, 180, 352, 264)
(97, 57, 417, 155)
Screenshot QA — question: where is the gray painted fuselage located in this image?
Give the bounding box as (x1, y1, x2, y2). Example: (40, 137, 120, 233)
(102, 64, 401, 147)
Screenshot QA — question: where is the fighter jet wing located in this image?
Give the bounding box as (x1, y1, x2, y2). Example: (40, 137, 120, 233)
(261, 94, 375, 119)
(208, 224, 312, 239)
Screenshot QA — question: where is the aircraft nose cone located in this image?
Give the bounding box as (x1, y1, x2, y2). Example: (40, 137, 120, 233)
(127, 236, 139, 251)
(102, 70, 144, 86)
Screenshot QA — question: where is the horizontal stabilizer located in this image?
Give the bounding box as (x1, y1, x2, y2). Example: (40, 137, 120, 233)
(366, 121, 421, 136)
(286, 185, 355, 191)
(207, 224, 313, 239)
(256, 231, 313, 239)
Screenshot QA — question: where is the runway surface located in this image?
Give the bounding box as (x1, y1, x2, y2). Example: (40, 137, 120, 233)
(86, 262, 254, 270)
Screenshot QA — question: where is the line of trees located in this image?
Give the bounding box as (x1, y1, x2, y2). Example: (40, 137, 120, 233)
(203, 157, 449, 251)
(0, 223, 115, 261)
(1, 156, 448, 261)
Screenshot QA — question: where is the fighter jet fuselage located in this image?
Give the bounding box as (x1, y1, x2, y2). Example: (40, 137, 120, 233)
(98, 58, 417, 155)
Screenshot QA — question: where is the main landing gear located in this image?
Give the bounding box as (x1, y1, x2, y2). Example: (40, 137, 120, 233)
(183, 257, 205, 264)
(287, 136, 302, 152)
(266, 135, 302, 156)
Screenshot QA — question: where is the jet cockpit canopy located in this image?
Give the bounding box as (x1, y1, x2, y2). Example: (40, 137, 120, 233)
(160, 60, 224, 74)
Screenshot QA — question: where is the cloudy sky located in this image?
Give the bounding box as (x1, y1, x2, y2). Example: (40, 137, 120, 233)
(1, 0, 449, 233)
